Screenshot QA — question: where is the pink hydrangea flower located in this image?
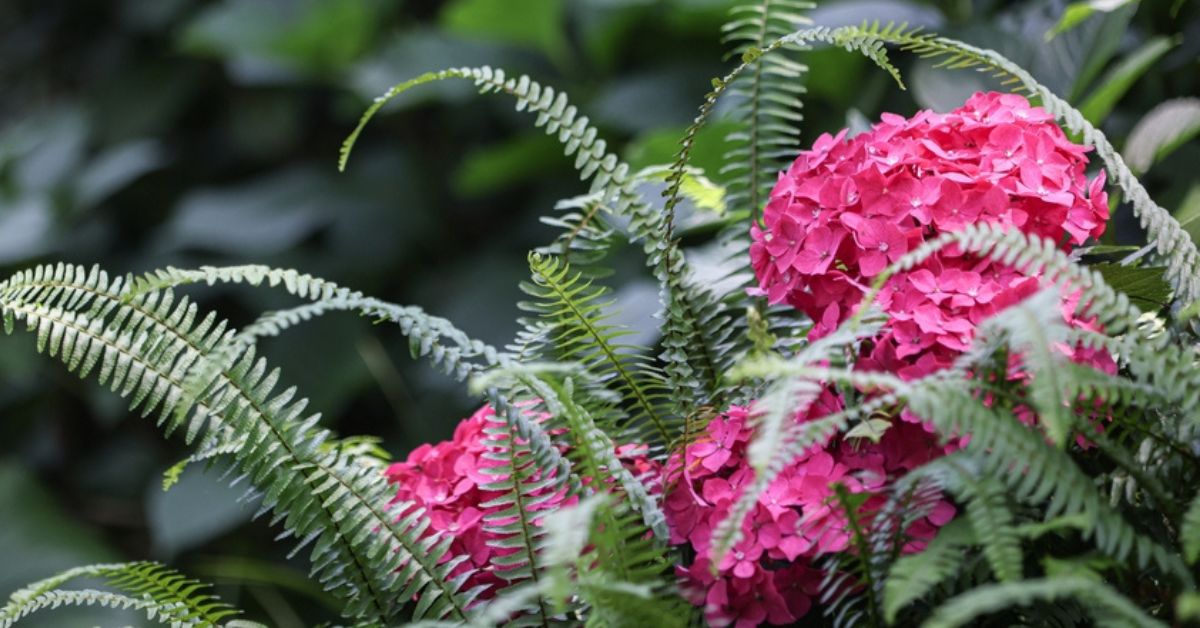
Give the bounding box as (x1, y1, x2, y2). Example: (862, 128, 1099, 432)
(750, 91, 1112, 382)
(677, 92, 1114, 626)
(385, 404, 659, 601)
(664, 403, 953, 626)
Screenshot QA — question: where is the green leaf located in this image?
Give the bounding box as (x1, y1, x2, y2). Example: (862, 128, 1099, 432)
(453, 134, 564, 198)
(1046, 0, 1138, 41)
(179, 0, 379, 77)
(1078, 36, 1176, 125)
(844, 417, 893, 443)
(1182, 492, 1200, 563)
(1178, 592, 1200, 622)
(1123, 98, 1200, 175)
(624, 122, 735, 177)
(1093, 263, 1172, 311)
(440, 0, 568, 64)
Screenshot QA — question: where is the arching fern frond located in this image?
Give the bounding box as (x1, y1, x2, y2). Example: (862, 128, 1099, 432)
(342, 66, 735, 415)
(922, 576, 1167, 628)
(516, 373, 668, 543)
(0, 264, 476, 622)
(882, 518, 975, 623)
(523, 252, 672, 444)
(0, 562, 246, 628)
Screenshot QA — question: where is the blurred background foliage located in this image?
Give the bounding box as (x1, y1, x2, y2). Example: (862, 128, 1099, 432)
(0, 0, 1195, 624)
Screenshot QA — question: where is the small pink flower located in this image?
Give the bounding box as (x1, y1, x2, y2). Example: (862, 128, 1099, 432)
(386, 404, 661, 604)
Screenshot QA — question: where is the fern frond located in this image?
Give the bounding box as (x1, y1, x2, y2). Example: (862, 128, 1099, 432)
(923, 577, 1167, 628)
(523, 252, 672, 444)
(541, 495, 684, 623)
(517, 374, 668, 542)
(472, 408, 560, 624)
(938, 459, 1024, 583)
(882, 518, 974, 623)
(1182, 492, 1200, 564)
(0, 562, 245, 628)
(732, 349, 1190, 586)
(905, 380, 1189, 585)
(341, 66, 728, 415)
(979, 289, 1074, 446)
(2, 590, 168, 628)
(0, 264, 476, 622)
(127, 265, 352, 302)
(720, 0, 813, 218)
(707, 314, 886, 564)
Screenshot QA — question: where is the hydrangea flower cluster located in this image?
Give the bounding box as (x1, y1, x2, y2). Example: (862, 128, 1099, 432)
(664, 401, 954, 627)
(659, 92, 1114, 626)
(387, 93, 1115, 627)
(749, 91, 1111, 380)
(385, 404, 661, 599)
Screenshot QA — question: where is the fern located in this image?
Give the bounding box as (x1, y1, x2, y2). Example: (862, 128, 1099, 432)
(340, 65, 730, 420)
(720, 0, 813, 219)
(515, 373, 668, 542)
(937, 459, 1024, 584)
(473, 408, 560, 624)
(923, 577, 1166, 628)
(523, 252, 672, 444)
(0, 562, 247, 628)
(0, 264, 476, 622)
(982, 289, 1075, 447)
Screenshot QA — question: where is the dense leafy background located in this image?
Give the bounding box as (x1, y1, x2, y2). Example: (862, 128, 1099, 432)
(0, 0, 1195, 624)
